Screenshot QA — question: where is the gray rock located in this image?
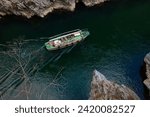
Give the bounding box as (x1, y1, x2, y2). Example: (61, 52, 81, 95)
(144, 52, 150, 90)
(89, 70, 140, 100)
(0, 0, 108, 18)
(82, 0, 108, 6)
(144, 79, 150, 90)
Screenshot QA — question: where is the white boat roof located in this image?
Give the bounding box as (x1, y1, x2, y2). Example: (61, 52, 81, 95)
(48, 29, 82, 42)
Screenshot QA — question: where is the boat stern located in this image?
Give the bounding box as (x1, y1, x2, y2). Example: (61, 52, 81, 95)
(45, 42, 54, 50)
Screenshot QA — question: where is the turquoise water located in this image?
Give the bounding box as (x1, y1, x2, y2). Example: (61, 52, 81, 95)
(0, 0, 150, 99)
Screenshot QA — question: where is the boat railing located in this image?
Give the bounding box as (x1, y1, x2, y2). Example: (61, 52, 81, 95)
(48, 29, 81, 40)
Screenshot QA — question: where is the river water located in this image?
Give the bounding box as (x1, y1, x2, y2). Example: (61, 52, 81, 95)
(0, 0, 150, 99)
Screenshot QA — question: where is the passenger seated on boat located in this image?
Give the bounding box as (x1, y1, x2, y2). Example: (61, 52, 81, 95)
(51, 41, 55, 47)
(48, 42, 51, 45)
(54, 40, 61, 47)
(48, 41, 54, 46)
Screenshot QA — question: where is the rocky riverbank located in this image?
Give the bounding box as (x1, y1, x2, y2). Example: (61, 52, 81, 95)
(89, 70, 140, 100)
(0, 0, 108, 18)
(143, 52, 150, 98)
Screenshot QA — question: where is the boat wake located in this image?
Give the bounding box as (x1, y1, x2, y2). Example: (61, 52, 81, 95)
(0, 38, 77, 99)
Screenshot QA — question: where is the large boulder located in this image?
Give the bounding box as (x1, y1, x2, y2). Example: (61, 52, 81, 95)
(89, 70, 140, 100)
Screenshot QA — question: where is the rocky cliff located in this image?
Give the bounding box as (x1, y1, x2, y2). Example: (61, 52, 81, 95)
(143, 52, 150, 96)
(82, 0, 108, 6)
(0, 0, 108, 18)
(89, 70, 140, 100)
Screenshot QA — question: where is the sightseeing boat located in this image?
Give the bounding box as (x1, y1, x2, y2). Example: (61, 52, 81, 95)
(45, 29, 90, 51)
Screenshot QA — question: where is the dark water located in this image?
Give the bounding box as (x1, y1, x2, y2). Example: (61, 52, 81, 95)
(0, 0, 150, 99)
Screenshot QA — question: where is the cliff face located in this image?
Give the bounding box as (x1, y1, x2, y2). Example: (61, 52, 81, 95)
(143, 53, 150, 91)
(89, 70, 140, 100)
(0, 0, 108, 18)
(0, 0, 75, 18)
